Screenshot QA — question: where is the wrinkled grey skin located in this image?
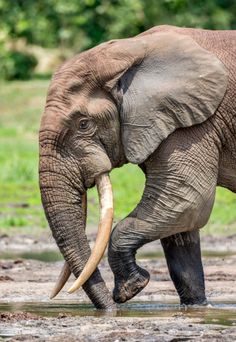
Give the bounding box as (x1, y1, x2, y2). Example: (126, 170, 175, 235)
(39, 25, 236, 309)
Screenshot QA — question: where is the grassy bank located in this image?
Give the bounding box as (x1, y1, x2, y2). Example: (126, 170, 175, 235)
(0, 80, 235, 235)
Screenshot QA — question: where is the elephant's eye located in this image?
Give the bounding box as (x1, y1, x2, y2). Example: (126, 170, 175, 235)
(79, 119, 89, 130)
(77, 118, 96, 136)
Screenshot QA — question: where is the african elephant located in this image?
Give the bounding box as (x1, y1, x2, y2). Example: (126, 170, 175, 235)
(39, 25, 236, 310)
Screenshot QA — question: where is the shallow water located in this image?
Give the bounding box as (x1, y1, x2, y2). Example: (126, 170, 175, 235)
(0, 301, 235, 326)
(0, 250, 235, 262)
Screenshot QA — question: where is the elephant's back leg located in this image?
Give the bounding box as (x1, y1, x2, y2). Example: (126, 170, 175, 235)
(161, 230, 207, 305)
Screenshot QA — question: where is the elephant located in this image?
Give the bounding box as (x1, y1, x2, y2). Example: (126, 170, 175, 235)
(39, 25, 236, 310)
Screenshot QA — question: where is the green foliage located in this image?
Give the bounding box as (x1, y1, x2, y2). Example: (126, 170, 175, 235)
(0, 0, 235, 51)
(0, 0, 235, 79)
(0, 48, 37, 80)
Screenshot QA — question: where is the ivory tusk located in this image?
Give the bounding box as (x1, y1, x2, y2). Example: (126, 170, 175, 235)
(68, 173, 113, 294)
(50, 261, 71, 299)
(50, 193, 87, 299)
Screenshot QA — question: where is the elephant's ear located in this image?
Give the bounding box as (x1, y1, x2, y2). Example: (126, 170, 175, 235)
(116, 32, 227, 164)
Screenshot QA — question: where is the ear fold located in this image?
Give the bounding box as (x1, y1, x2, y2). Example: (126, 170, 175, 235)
(115, 32, 228, 164)
(94, 39, 146, 91)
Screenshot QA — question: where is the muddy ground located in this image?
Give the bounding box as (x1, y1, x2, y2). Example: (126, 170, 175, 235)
(0, 232, 235, 341)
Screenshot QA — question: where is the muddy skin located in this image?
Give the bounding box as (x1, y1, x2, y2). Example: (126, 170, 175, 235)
(108, 223, 152, 303)
(161, 230, 207, 306)
(113, 263, 150, 303)
(109, 226, 207, 306)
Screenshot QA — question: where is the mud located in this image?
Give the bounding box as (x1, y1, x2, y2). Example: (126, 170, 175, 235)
(0, 233, 236, 341)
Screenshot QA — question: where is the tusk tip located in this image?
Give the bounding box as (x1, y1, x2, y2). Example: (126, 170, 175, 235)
(49, 261, 71, 299)
(50, 289, 59, 299)
(68, 280, 83, 294)
(67, 287, 77, 294)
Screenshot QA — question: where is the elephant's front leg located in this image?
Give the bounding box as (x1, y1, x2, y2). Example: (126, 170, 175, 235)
(108, 129, 218, 304)
(161, 230, 207, 305)
(108, 216, 152, 303)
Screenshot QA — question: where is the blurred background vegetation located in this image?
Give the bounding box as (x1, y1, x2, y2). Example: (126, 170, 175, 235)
(0, 0, 236, 235)
(0, 0, 235, 80)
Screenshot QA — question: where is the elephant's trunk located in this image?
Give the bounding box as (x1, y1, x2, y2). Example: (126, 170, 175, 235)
(50, 193, 87, 299)
(39, 141, 115, 309)
(52, 174, 114, 297)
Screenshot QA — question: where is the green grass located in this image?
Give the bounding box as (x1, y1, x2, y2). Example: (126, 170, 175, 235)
(0, 80, 236, 236)
(0, 80, 48, 231)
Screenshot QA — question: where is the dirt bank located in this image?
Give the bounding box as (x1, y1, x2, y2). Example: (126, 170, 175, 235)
(0, 233, 235, 341)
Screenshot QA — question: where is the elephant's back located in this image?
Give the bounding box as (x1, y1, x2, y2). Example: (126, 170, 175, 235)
(139, 25, 235, 67)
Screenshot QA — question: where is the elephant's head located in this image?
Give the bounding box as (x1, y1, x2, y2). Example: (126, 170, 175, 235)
(39, 29, 227, 308)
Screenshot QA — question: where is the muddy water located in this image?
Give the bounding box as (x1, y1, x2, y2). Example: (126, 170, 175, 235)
(0, 302, 236, 340)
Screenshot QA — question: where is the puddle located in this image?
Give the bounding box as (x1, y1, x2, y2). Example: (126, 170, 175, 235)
(0, 301, 235, 326)
(0, 250, 235, 263)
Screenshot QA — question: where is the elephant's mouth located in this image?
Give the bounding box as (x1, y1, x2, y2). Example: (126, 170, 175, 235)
(50, 173, 114, 299)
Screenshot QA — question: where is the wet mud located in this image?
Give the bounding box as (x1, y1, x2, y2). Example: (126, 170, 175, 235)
(0, 233, 235, 341)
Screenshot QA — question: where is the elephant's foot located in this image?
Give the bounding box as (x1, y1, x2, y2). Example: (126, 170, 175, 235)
(180, 298, 208, 308)
(180, 296, 208, 306)
(113, 266, 150, 303)
(108, 217, 152, 303)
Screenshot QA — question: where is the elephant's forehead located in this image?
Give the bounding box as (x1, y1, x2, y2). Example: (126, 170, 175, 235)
(70, 90, 116, 118)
